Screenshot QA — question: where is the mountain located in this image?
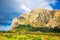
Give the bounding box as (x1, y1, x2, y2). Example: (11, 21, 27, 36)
(10, 8, 60, 30)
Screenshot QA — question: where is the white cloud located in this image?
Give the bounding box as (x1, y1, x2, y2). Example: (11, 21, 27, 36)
(11, 0, 57, 11)
(48, 0, 57, 5)
(0, 25, 10, 31)
(20, 5, 31, 12)
(16, 0, 57, 10)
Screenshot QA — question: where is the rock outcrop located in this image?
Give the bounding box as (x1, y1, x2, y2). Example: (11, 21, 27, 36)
(10, 8, 60, 30)
(10, 18, 19, 30)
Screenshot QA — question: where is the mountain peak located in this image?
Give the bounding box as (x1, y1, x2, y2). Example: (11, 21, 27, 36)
(10, 8, 60, 30)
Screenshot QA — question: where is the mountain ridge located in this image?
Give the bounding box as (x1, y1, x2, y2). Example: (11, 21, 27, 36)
(10, 8, 60, 30)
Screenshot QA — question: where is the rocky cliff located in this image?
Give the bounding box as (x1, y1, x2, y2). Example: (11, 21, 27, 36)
(10, 8, 60, 30)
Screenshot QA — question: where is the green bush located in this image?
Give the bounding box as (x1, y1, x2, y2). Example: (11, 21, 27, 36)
(32, 36, 41, 40)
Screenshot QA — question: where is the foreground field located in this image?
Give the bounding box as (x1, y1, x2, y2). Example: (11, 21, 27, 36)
(0, 25, 60, 40)
(0, 32, 60, 40)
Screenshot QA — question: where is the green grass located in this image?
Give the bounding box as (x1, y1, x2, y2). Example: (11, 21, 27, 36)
(0, 32, 60, 40)
(0, 25, 60, 40)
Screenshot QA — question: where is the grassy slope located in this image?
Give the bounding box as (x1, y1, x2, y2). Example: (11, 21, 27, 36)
(0, 32, 60, 40)
(0, 25, 60, 40)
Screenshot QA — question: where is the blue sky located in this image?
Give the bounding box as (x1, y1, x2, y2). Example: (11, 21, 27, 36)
(0, 0, 60, 31)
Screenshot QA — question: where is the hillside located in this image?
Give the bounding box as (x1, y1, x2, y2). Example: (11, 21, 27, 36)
(10, 8, 60, 30)
(0, 8, 60, 40)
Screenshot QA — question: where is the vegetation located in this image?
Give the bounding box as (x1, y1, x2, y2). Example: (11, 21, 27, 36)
(0, 24, 60, 40)
(0, 32, 60, 40)
(1, 9, 60, 40)
(12, 25, 60, 32)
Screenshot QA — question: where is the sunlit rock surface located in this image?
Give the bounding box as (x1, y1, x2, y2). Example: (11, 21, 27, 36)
(10, 8, 60, 30)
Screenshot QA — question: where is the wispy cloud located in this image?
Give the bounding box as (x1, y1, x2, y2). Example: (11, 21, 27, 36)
(20, 5, 31, 12)
(2, 0, 57, 14)
(12, 0, 57, 10)
(0, 25, 10, 31)
(48, 0, 57, 5)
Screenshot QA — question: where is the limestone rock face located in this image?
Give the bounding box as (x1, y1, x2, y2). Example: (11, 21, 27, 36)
(47, 10, 60, 28)
(10, 18, 19, 30)
(10, 8, 60, 30)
